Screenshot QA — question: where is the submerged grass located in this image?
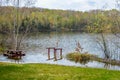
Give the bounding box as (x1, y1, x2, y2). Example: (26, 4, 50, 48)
(0, 62, 120, 80)
(66, 52, 120, 66)
(66, 52, 94, 64)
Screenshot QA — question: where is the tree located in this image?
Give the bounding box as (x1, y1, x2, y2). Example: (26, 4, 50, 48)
(113, 0, 120, 37)
(2, 0, 36, 50)
(94, 2, 120, 60)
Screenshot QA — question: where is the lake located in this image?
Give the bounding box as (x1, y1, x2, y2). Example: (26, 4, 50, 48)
(0, 32, 120, 70)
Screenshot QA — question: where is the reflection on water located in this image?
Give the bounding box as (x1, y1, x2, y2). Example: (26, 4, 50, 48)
(0, 32, 120, 70)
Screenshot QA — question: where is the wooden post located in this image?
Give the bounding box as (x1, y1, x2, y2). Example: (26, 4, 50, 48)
(19, 51, 22, 59)
(47, 47, 55, 60)
(48, 48, 50, 60)
(54, 48, 57, 61)
(60, 49, 62, 59)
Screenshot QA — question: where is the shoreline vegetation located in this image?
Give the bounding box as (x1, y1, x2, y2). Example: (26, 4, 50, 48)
(0, 62, 120, 80)
(0, 6, 120, 34)
(66, 52, 120, 66)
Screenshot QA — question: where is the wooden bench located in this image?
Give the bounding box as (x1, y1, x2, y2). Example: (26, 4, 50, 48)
(3, 50, 25, 59)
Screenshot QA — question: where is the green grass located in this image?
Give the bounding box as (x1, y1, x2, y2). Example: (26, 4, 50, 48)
(0, 62, 120, 80)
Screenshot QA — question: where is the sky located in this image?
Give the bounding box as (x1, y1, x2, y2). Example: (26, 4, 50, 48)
(35, 0, 117, 11)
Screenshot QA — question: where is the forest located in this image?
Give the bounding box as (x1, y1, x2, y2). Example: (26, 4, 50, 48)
(0, 6, 120, 34)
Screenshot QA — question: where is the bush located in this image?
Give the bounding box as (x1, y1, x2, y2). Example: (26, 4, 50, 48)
(66, 52, 93, 64)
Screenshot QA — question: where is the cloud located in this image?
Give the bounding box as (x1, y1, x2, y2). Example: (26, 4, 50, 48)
(35, 0, 116, 11)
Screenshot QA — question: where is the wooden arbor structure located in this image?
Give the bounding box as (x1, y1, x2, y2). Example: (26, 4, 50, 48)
(46, 47, 62, 61)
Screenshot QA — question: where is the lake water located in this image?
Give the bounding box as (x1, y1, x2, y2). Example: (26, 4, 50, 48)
(0, 32, 120, 70)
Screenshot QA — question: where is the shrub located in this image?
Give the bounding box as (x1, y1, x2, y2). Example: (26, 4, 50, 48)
(66, 52, 93, 64)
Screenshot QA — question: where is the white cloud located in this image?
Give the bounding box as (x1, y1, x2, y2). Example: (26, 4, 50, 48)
(35, 0, 117, 11)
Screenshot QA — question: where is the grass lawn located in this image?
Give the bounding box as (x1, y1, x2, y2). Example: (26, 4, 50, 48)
(0, 62, 120, 80)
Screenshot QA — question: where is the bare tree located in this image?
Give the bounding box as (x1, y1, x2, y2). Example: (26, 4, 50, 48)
(110, 0, 120, 51)
(94, 4, 113, 59)
(96, 34, 111, 59)
(95, 2, 120, 60)
(112, 0, 120, 38)
(2, 0, 36, 50)
(15, 0, 36, 50)
(75, 40, 83, 53)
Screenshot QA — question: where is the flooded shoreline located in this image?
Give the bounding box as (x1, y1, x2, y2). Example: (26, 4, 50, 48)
(0, 53, 120, 71)
(0, 32, 120, 70)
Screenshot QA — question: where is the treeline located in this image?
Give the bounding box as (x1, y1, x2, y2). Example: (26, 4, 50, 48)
(0, 6, 120, 34)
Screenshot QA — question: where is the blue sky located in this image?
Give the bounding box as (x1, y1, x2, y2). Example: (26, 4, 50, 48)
(35, 0, 117, 11)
